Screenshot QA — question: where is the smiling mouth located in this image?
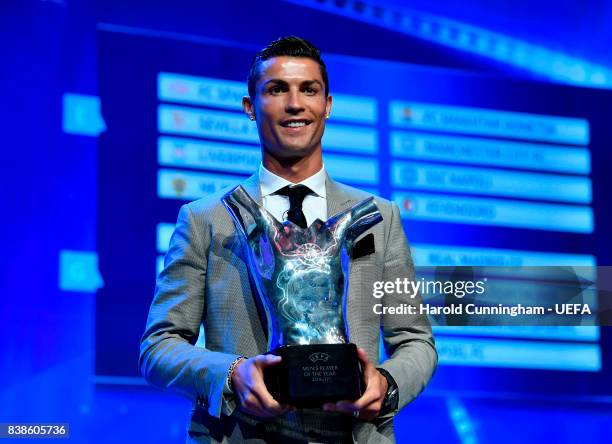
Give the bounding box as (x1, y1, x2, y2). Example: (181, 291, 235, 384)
(280, 119, 312, 128)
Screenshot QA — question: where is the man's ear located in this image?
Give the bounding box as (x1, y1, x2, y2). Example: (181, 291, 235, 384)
(242, 96, 255, 120)
(325, 94, 333, 118)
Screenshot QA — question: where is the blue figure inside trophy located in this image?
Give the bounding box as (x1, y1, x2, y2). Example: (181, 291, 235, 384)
(222, 185, 382, 407)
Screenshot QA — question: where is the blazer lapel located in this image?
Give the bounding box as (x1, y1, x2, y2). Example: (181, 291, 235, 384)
(241, 172, 262, 205)
(325, 173, 356, 219)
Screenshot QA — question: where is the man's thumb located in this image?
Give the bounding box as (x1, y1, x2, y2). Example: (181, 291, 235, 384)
(258, 353, 282, 367)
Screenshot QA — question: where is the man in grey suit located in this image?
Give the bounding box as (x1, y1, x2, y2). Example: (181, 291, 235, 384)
(140, 36, 437, 443)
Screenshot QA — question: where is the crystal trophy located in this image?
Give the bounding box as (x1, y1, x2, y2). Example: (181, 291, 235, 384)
(222, 185, 382, 407)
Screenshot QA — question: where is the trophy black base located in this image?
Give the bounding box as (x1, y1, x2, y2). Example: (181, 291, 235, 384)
(264, 343, 363, 408)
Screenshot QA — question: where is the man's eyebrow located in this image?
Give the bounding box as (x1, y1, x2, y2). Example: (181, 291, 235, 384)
(301, 79, 323, 87)
(262, 79, 323, 87)
(262, 79, 288, 87)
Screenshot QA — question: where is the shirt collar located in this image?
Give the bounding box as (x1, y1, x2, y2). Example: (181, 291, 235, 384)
(259, 163, 327, 198)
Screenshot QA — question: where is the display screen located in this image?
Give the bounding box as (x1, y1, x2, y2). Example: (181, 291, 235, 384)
(96, 28, 612, 396)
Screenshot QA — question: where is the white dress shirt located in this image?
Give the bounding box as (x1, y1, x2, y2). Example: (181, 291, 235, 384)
(259, 163, 328, 226)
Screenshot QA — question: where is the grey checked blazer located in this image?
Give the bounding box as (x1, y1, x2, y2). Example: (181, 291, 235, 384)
(140, 172, 437, 443)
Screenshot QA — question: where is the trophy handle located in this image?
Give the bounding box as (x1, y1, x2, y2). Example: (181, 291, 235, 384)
(221, 185, 282, 240)
(345, 197, 383, 244)
(326, 197, 382, 249)
(221, 185, 281, 347)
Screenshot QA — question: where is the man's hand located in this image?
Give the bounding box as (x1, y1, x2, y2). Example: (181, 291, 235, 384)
(231, 354, 294, 418)
(322, 348, 388, 421)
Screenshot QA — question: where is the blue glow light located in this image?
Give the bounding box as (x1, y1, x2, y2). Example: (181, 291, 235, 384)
(446, 397, 478, 444)
(411, 243, 596, 267)
(391, 161, 592, 204)
(393, 192, 594, 233)
(285, 0, 612, 89)
(59, 250, 103, 292)
(390, 131, 592, 174)
(436, 337, 602, 371)
(62, 93, 106, 136)
(388, 101, 590, 145)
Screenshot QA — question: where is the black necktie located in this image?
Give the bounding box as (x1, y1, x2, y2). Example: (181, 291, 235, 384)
(275, 184, 314, 229)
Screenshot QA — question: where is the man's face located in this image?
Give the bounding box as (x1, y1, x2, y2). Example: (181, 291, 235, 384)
(243, 56, 332, 162)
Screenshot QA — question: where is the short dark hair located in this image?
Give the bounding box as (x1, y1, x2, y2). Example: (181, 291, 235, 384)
(247, 36, 329, 98)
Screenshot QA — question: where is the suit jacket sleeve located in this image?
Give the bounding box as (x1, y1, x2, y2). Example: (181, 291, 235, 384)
(139, 203, 240, 418)
(377, 202, 438, 414)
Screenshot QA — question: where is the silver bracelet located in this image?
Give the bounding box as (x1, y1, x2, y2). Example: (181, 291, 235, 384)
(226, 356, 247, 393)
